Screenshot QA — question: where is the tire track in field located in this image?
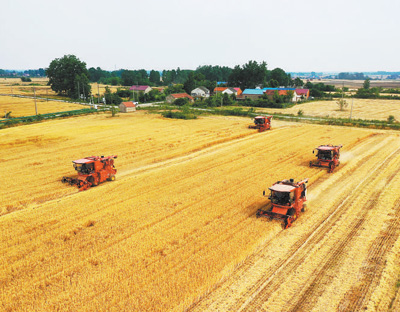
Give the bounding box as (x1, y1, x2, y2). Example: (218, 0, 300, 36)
(187, 135, 398, 312)
(338, 197, 400, 311)
(0, 125, 310, 305)
(54, 128, 323, 306)
(239, 144, 400, 312)
(286, 160, 400, 312)
(116, 124, 299, 179)
(2, 124, 309, 271)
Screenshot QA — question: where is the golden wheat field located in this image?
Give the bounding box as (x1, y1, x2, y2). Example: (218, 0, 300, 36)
(0, 78, 55, 97)
(256, 98, 400, 121)
(2, 112, 400, 311)
(0, 96, 86, 117)
(0, 78, 121, 98)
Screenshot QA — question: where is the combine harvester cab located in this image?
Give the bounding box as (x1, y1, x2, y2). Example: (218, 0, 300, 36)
(309, 144, 343, 173)
(62, 155, 117, 191)
(248, 115, 272, 132)
(256, 178, 308, 229)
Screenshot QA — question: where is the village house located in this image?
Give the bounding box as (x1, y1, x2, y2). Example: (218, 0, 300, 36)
(129, 85, 152, 94)
(119, 101, 137, 113)
(166, 93, 194, 104)
(238, 89, 265, 100)
(294, 89, 310, 100)
(238, 88, 309, 102)
(191, 86, 210, 98)
(222, 87, 242, 96)
(213, 87, 228, 94)
(263, 89, 298, 102)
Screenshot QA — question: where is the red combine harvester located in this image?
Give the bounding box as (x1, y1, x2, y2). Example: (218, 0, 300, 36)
(309, 144, 343, 173)
(61, 155, 117, 191)
(248, 115, 272, 132)
(256, 178, 308, 229)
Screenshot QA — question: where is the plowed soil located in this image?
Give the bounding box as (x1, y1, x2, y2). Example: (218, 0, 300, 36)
(1, 112, 400, 312)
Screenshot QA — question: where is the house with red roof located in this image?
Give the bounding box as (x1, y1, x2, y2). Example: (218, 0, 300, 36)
(166, 93, 194, 104)
(119, 101, 137, 113)
(214, 87, 228, 93)
(222, 87, 242, 96)
(129, 85, 152, 93)
(263, 89, 297, 102)
(295, 89, 310, 100)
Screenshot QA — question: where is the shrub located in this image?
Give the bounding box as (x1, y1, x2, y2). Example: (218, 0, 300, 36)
(174, 98, 189, 106)
(388, 115, 396, 123)
(162, 110, 197, 120)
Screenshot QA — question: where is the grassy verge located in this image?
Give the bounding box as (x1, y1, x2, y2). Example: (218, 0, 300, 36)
(0, 108, 105, 129)
(269, 113, 400, 130)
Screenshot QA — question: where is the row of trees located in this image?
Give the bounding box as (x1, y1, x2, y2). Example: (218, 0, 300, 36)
(336, 72, 365, 80)
(45, 55, 307, 102)
(0, 68, 46, 77)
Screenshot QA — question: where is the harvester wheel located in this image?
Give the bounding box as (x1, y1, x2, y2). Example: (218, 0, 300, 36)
(287, 208, 296, 216)
(301, 204, 307, 212)
(108, 175, 115, 181)
(309, 161, 312, 167)
(329, 162, 334, 173)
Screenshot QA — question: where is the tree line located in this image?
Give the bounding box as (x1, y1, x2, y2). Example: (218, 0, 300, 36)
(46, 55, 308, 102)
(0, 69, 46, 77)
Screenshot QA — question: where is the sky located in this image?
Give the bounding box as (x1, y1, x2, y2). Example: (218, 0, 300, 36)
(1, 0, 399, 72)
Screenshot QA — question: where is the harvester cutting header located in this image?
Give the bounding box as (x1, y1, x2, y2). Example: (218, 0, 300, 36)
(61, 155, 117, 191)
(309, 144, 343, 173)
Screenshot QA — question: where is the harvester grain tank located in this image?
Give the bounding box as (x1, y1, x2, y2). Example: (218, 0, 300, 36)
(256, 178, 308, 229)
(248, 115, 272, 132)
(309, 144, 343, 173)
(61, 155, 117, 191)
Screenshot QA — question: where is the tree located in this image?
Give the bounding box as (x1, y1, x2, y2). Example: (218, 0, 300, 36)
(228, 60, 268, 90)
(363, 78, 370, 89)
(293, 77, 304, 87)
(46, 55, 91, 98)
(104, 86, 122, 105)
(165, 84, 185, 95)
(183, 72, 196, 94)
(270, 68, 290, 86)
(336, 98, 348, 111)
(388, 115, 395, 123)
(149, 70, 161, 85)
(110, 106, 119, 117)
(121, 70, 137, 86)
(268, 79, 279, 88)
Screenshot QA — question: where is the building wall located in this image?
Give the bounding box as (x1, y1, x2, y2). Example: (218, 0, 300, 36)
(119, 104, 136, 112)
(237, 93, 263, 100)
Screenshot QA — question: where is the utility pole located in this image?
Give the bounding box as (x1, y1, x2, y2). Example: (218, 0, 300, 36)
(77, 81, 80, 101)
(349, 96, 354, 120)
(33, 87, 38, 115)
(342, 82, 344, 101)
(97, 83, 100, 104)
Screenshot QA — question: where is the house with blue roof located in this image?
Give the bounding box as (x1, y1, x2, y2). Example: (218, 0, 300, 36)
(240, 89, 265, 100)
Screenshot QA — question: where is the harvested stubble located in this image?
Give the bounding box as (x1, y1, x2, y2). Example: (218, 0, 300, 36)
(256, 98, 400, 121)
(0, 95, 86, 117)
(1, 112, 400, 311)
